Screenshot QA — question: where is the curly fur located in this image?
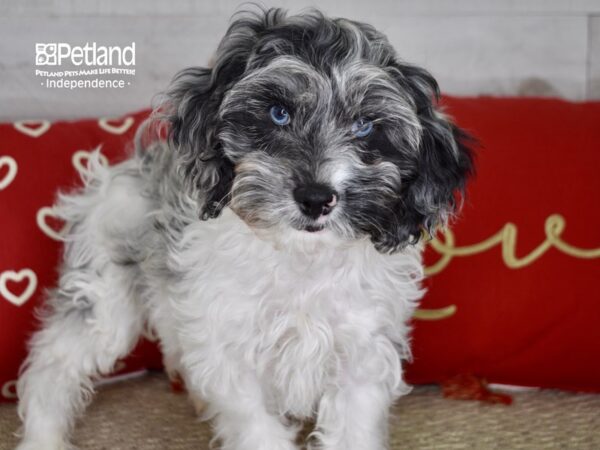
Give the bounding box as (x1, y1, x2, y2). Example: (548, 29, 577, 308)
(16, 8, 473, 450)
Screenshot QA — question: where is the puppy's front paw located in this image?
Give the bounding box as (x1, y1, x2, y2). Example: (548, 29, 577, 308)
(224, 436, 297, 450)
(254, 440, 297, 450)
(16, 439, 77, 450)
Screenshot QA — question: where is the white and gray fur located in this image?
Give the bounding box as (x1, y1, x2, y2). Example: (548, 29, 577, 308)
(16, 8, 473, 450)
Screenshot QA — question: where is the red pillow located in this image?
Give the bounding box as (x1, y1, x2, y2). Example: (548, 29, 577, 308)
(1, 97, 599, 402)
(405, 97, 600, 392)
(0, 111, 162, 402)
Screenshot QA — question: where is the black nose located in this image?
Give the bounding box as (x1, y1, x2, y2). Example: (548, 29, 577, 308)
(293, 184, 337, 219)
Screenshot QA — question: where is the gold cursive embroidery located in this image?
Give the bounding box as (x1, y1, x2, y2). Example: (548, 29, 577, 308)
(425, 214, 600, 276)
(414, 214, 599, 321)
(413, 305, 457, 320)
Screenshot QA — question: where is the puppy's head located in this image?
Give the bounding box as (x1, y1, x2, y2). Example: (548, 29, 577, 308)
(164, 8, 474, 253)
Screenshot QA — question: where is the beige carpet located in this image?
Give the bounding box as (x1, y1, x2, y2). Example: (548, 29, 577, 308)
(1, 372, 599, 449)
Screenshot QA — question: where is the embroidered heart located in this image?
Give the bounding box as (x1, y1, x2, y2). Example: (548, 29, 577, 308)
(37, 206, 67, 241)
(98, 116, 134, 135)
(13, 120, 51, 138)
(0, 269, 38, 307)
(0, 156, 18, 190)
(1, 380, 17, 400)
(72, 150, 109, 177)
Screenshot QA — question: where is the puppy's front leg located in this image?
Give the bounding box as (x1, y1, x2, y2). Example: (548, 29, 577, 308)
(192, 374, 298, 450)
(312, 382, 392, 450)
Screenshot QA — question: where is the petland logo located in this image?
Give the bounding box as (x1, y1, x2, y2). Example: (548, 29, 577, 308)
(35, 42, 136, 89)
(35, 42, 135, 66)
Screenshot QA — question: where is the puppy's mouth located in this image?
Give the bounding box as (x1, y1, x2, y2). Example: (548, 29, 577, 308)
(303, 224, 325, 233)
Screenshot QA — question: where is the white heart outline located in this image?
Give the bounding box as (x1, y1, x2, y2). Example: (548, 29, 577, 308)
(13, 120, 51, 138)
(37, 206, 67, 241)
(72, 150, 109, 178)
(0, 156, 17, 190)
(1, 380, 17, 400)
(98, 116, 134, 135)
(0, 268, 38, 307)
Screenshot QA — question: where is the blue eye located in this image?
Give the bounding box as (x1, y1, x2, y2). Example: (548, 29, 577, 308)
(351, 118, 373, 138)
(269, 105, 290, 126)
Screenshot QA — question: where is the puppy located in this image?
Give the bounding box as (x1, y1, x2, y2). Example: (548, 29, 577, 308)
(16, 8, 473, 450)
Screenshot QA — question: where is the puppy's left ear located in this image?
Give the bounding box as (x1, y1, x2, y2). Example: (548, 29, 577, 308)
(374, 63, 475, 253)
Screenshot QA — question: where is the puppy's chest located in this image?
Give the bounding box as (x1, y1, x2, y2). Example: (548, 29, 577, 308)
(255, 285, 373, 416)
(216, 255, 381, 415)
(173, 218, 420, 414)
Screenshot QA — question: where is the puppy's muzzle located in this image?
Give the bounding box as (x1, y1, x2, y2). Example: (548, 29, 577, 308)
(293, 183, 338, 219)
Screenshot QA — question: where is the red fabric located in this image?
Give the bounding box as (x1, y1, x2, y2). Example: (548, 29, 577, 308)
(441, 374, 513, 405)
(1, 97, 599, 403)
(0, 111, 163, 402)
(405, 97, 600, 393)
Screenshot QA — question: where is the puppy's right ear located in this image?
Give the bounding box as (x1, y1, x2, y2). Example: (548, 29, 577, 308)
(164, 65, 236, 220)
(162, 9, 282, 219)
